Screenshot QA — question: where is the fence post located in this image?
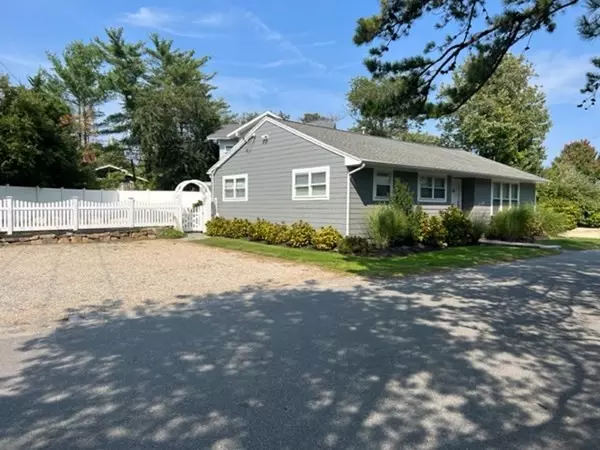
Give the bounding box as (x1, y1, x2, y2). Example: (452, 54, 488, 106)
(176, 195, 184, 231)
(129, 198, 135, 228)
(6, 196, 13, 235)
(72, 197, 79, 231)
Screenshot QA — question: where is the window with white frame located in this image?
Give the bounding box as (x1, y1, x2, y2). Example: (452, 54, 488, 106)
(223, 174, 248, 201)
(224, 145, 234, 153)
(492, 182, 519, 212)
(292, 166, 329, 200)
(418, 175, 447, 201)
(373, 170, 393, 200)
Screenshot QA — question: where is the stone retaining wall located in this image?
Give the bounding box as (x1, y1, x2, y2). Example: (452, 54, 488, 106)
(0, 228, 163, 245)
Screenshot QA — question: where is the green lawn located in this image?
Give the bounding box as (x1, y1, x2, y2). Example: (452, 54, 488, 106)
(198, 237, 559, 277)
(538, 237, 600, 251)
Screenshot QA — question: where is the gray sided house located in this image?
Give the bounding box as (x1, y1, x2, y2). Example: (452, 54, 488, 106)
(207, 115, 545, 236)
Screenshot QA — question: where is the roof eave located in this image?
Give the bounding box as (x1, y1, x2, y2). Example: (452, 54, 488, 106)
(360, 159, 546, 183)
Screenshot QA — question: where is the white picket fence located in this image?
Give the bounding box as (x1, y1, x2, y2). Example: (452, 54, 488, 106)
(0, 197, 204, 235)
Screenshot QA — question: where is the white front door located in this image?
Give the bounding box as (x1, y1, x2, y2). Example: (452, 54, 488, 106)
(451, 178, 463, 209)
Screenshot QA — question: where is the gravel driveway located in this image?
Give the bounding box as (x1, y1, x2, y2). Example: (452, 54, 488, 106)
(0, 240, 340, 333)
(0, 249, 599, 449)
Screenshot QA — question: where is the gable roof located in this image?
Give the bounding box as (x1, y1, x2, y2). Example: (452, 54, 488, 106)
(207, 116, 545, 183)
(207, 124, 239, 140)
(282, 120, 545, 183)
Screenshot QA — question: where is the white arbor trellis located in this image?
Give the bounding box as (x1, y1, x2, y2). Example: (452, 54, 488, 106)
(175, 180, 212, 232)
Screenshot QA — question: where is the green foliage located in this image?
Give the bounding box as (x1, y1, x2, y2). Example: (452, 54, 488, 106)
(248, 219, 271, 242)
(366, 205, 410, 248)
(312, 226, 343, 251)
(0, 76, 93, 188)
(157, 227, 185, 239)
(539, 162, 600, 226)
(538, 198, 581, 230)
(440, 206, 474, 247)
(46, 41, 108, 150)
(441, 54, 550, 175)
(488, 206, 539, 241)
(583, 212, 600, 228)
(205, 217, 229, 237)
(353, 0, 596, 118)
(421, 215, 448, 248)
(264, 223, 290, 245)
(535, 206, 570, 236)
(337, 236, 371, 256)
(287, 221, 316, 248)
(553, 140, 600, 181)
(389, 181, 414, 216)
(469, 214, 490, 244)
(408, 206, 428, 243)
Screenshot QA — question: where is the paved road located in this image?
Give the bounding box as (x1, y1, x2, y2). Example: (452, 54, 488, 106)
(1, 251, 599, 449)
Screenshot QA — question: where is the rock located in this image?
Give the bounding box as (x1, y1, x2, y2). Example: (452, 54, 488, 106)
(57, 237, 70, 244)
(147, 234, 157, 240)
(70, 236, 83, 243)
(81, 237, 90, 243)
(39, 233, 57, 239)
(30, 239, 44, 245)
(110, 236, 120, 241)
(100, 236, 111, 242)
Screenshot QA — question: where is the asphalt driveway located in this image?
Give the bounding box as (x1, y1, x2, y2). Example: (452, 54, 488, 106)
(1, 250, 599, 449)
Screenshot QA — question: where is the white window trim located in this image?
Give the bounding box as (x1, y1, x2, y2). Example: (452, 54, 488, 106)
(417, 173, 448, 203)
(222, 174, 248, 202)
(490, 180, 520, 214)
(372, 169, 394, 201)
(224, 145, 234, 152)
(292, 166, 330, 201)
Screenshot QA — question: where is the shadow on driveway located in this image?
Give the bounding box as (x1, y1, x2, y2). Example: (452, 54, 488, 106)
(1, 251, 599, 449)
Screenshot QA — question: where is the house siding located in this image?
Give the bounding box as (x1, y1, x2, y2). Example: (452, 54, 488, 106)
(217, 138, 239, 160)
(348, 168, 452, 236)
(213, 122, 348, 233)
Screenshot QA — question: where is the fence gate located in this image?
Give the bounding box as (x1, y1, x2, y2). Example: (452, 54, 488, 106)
(182, 207, 205, 232)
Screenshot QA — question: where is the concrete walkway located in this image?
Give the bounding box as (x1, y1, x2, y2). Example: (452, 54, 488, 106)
(1, 251, 599, 449)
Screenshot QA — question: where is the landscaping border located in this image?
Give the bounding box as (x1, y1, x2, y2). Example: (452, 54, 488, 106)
(0, 227, 170, 245)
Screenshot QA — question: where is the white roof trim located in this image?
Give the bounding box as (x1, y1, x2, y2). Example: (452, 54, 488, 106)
(208, 117, 363, 175)
(225, 111, 281, 138)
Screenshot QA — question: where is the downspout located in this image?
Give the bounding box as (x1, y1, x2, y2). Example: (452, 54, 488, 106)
(346, 163, 366, 236)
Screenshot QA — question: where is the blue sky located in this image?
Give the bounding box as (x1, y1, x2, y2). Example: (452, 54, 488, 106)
(0, 0, 597, 163)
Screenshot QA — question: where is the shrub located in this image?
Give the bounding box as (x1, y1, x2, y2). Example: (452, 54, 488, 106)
(312, 226, 343, 251)
(422, 215, 448, 248)
(583, 211, 600, 228)
(389, 181, 414, 216)
(265, 222, 290, 245)
(287, 221, 315, 248)
(157, 227, 185, 239)
(248, 218, 271, 241)
(488, 205, 538, 241)
(367, 205, 410, 248)
(469, 213, 489, 244)
(440, 206, 473, 246)
(224, 218, 251, 239)
(205, 217, 229, 237)
(538, 199, 581, 230)
(408, 206, 428, 243)
(535, 206, 570, 236)
(338, 235, 371, 255)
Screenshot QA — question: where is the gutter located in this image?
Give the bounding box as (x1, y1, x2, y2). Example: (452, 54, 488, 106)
(346, 163, 366, 236)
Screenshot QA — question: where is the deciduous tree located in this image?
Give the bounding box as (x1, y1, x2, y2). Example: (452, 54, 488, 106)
(440, 54, 550, 174)
(552, 139, 600, 181)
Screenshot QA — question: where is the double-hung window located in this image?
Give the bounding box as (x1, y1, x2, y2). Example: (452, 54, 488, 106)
(492, 182, 519, 212)
(292, 166, 329, 200)
(223, 174, 248, 202)
(373, 170, 393, 201)
(418, 175, 447, 202)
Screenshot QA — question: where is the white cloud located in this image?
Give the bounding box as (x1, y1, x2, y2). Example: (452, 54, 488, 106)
(241, 10, 326, 71)
(194, 12, 229, 27)
(300, 40, 336, 48)
(530, 50, 595, 104)
(122, 7, 177, 28)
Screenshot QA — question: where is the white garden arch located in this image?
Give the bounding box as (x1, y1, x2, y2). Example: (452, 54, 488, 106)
(175, 179, 212, 232)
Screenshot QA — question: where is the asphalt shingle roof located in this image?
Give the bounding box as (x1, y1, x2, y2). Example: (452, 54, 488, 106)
(281, 120, 545, 183)
(207, 124, 239, 140)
